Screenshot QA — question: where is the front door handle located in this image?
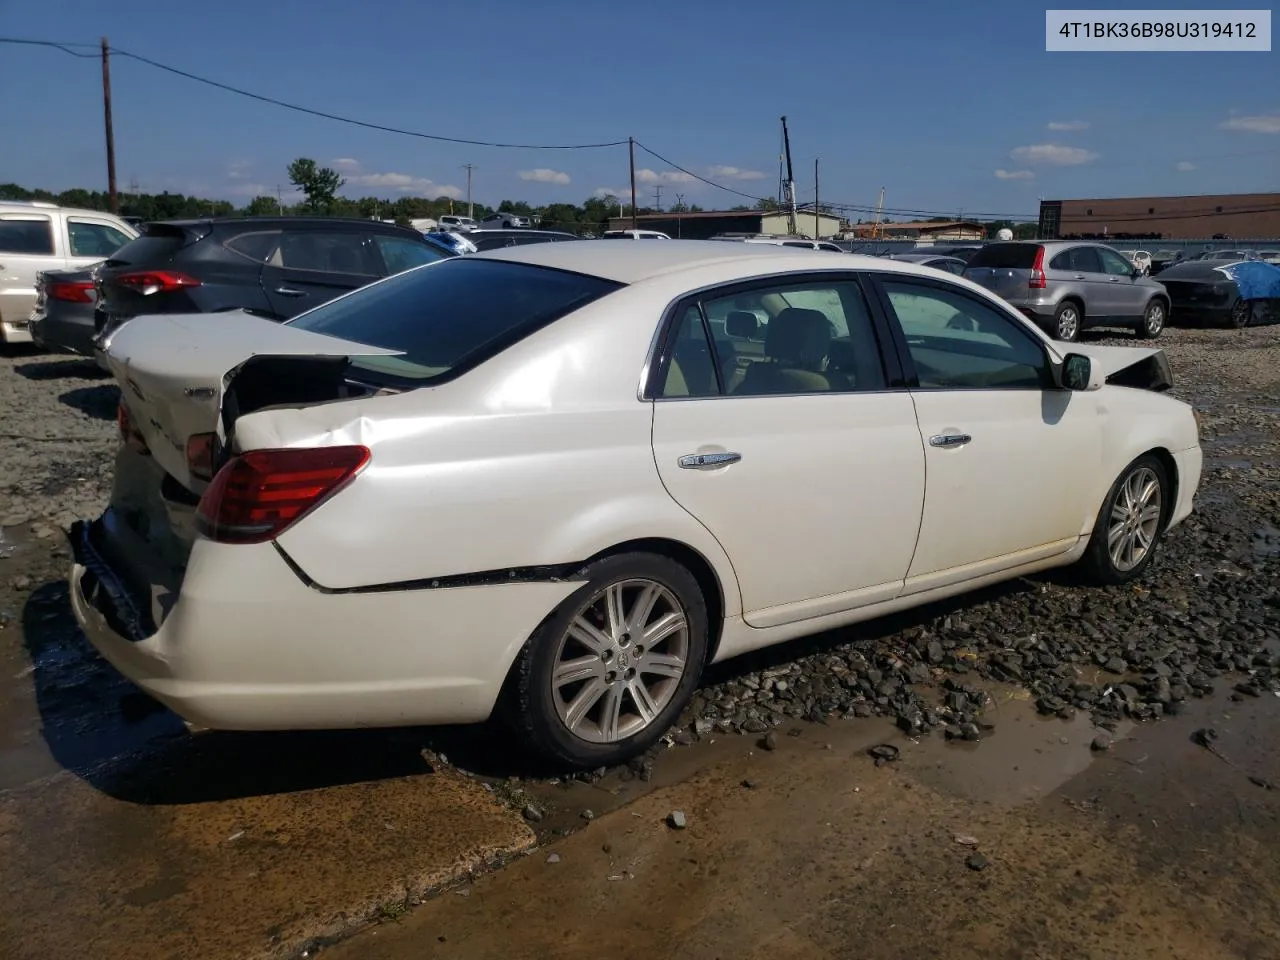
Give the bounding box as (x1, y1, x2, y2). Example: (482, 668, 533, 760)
(678, 452, 741, 469)
(929, 433, 972, 449)
(275, 286, 306, 297)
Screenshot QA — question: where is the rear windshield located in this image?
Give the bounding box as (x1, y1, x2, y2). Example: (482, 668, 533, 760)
(105, 233, 187, 266)
(287, 258, 622, 385)
(965, 243, 1042, 269)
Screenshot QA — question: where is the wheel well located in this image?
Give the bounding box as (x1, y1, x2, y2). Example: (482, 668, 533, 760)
(584, 538, 726, 664)
(1146, 446, 1179, 529)
(1058, 296, 1085, 317)
(1148, 294, 1170, 311)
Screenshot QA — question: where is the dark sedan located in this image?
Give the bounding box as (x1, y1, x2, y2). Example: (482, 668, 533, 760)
(1158, 259, 1280, 328)
(29, 268, 101, 360)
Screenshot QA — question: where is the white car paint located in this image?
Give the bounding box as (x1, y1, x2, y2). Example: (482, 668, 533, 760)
(71, 241, 1202, 735)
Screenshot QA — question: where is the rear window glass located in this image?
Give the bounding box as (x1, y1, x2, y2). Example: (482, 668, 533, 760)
(965, 243, 1041, 269)
(0, 218, 55, 255)
(107, 233, 186, 266)
(287, 259, 622, 385)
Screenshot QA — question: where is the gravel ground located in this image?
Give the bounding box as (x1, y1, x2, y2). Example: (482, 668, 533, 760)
(2, 325, 1278, 780)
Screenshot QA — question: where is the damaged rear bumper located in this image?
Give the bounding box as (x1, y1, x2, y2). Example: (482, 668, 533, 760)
(68, 513, 577, 731)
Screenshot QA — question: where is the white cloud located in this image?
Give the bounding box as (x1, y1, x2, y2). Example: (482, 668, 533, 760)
(1176, 160, 1197, 172)
(1220, 113, 1280, 134)
(708, 165, 765, 181)
(635, 168, 696, 185)
(1047, 120, 1089, 131)
(518, 168, 571, 185)
(1009, 143, 1100, 165)
(226, 160, 253, 180)
(331, 157, 363, 172)
(994, 169, 1035, 180)
(326, 158, 460, 197)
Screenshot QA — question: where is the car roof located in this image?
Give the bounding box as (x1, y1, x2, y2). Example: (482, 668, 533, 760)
(471, 238, 901, 285)
(150, 217, 425, 238)
(0, 201, 131, 220)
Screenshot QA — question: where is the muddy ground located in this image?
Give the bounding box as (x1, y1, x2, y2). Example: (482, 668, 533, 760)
(0, 323, 1277, 959)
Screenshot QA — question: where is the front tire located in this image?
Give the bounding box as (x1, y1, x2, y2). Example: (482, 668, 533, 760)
(510, 552, 708, 768)
(1053, 301, 1082, 342)
(1078, 454, 1170, 585)
(1228, 298, 1251, 329)
(1135, 299, 1166, 339)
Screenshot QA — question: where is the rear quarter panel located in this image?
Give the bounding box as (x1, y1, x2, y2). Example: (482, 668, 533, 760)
(245, 279, 745, 614)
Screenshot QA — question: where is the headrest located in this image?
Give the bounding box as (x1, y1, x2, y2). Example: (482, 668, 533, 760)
(765, 308, 831, 367)
(726, 310, 759, 339)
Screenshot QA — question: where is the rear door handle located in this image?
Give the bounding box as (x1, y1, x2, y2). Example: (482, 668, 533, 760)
(1073, 274, 1086, 279)
(678, 452, 741, 469)
(275, 286, 306, 297)
(929, 433, 972, 449)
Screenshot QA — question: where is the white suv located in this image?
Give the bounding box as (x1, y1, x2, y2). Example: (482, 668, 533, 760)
(0, 201, 138, 344)
(437, 215, 477, 233)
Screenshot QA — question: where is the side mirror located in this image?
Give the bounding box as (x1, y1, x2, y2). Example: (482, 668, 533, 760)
(1062, 353, 1103, 392)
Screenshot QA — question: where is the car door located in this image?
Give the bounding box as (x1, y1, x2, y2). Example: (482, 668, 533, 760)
(649, 274, 925, 629)
(260, 228, 380, 319)
(0, 213, 58, 330)
(1097, 246, 1148, 318)
(65, 217, 134, 269)
(1053, 245, 1111, 321)
(869, 274, 1101, 593)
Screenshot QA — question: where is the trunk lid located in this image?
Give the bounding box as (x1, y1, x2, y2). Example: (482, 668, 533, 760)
(101, 311, 402, 490)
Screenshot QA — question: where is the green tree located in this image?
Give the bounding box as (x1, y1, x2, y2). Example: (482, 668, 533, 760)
(287, 157, 345, 214)
(245, 195, 280, 216)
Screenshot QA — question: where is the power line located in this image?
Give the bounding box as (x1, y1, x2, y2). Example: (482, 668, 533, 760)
(632, 142, 768, 202)
(0, 37, 629, 150)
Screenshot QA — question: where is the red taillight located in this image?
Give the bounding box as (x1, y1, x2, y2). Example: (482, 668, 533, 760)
(1028, 246, 1047, 289)
(196, 446, 371, 544)
(114, 271, 202, 295)
(116, 400, 150, 454)
(48, 280, 95, 303)
(186, 432, 218, 482)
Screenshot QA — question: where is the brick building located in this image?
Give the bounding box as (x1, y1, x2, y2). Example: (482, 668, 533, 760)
(1038, 192, 1280, 240)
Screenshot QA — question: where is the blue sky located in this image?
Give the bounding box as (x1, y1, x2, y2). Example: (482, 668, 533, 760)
(2, 0, 1277, 219)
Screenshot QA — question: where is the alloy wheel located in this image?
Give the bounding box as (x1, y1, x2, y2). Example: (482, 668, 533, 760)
(550, 578, 690, 743)
(1145, 303, 1165, 336)
(1057, 307, 1079, 340)
(1107, 466, 1163, 572)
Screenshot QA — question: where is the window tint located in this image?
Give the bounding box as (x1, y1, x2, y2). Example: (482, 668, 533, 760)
(288, 258, 621, 385)
(1049, 251, 1071, 270)
(67, 220, 130, 257)
(666, 280, 886, 397)
(374, 235, 447, 274)
(783, 241, 813, 248)
(0, 218, 54, 255)
(224, 231, 281, 263)
(882, 279, 1051, 391)
(276, 231, 374, 274)
(1098, 248, 1135, 276)
(471, 235, 520, 250)
(659, 307, 720, 398)
(1070, 246, 1103, 273)
(965, 243, 1040, 269)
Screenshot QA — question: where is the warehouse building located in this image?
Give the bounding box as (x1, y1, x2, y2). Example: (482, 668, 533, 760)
(1038, 192, 1280, 240)
(850, 220, 985, 241)
(606, 208, 844, 240)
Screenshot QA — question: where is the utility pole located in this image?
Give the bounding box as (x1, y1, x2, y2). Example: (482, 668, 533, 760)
(814, 158, 820, 240)
(653, 185, 663, 212)
(101, 37, 118, 213)
(276, 185, 284, 215)
(461, 163, 475, 218)
(628, 137, 638, 230)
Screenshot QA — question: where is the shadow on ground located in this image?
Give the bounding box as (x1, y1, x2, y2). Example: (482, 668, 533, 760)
(58, 384, 120, 420)
(14, 358, 110, 381)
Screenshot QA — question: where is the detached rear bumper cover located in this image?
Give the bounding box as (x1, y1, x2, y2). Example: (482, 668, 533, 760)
(68, 514, 577, 730)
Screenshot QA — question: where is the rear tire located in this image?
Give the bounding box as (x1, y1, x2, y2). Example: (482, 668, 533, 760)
(510, 552, 708, 769)
(1135, 299, 1166, 339)
(1077, 453, 1170, 586)
(1053, 301, 1082, 342)
(1228, 298, 1251, 329)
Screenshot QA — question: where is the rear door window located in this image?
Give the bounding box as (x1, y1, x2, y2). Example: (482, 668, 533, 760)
(274, 230, 376, 274)
(287, 258, 621, 385)
(1070, 247, 1103, 273)
(67, 220, 131, 257)
(0, 217, 55, 255)
(965, 244, 1040, 269)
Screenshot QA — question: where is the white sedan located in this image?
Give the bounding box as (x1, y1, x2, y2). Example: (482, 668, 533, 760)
(71, 241, 1202, 768)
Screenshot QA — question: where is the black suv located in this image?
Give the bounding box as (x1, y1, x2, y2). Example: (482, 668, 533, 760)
(94, 217, 451, 338)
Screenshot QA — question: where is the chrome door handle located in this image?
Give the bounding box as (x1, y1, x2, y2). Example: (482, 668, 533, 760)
(1108, 278, 1121, 283)
(275, 286, 306, 296)
(1073, 274, 1086, 279)
(929, 433, 972, 448)
(678, 452, 741, 469)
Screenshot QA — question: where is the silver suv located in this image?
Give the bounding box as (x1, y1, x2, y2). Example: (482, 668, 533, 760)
(0, 201, 137, 344)
(962, 240, 1170, 341)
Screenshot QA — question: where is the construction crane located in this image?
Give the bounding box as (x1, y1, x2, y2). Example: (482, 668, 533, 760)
(871, 187, 885, 239)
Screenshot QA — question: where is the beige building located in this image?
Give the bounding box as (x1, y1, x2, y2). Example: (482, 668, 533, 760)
(606, 209, 844, 240)
(851, 220, 986, 241)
